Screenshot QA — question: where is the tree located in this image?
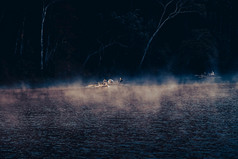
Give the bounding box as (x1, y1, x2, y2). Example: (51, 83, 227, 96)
(139, 0, 201, 68)
(41, 0, 62, 70)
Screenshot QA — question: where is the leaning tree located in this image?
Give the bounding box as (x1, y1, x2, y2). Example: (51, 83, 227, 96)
(139, 0, 204, 68)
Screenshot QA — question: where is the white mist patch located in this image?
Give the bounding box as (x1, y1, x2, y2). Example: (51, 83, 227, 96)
(0, 90, 18, 105)
(0, 81, 234, 127)
(61, 82, 182, 114)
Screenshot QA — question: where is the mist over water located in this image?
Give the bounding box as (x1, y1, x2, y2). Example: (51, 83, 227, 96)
(0, 79, 238, 158)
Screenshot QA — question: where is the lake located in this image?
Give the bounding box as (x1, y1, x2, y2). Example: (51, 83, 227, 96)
(0, 83, 237, 158)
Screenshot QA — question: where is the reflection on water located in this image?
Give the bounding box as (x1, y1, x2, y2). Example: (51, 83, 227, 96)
(0, 83, 238, 158)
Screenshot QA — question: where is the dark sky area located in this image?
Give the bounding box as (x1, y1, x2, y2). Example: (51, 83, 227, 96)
(0, 0, 237, 83)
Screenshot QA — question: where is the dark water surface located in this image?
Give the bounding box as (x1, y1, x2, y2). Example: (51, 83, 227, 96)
(0, 83, 238, 158)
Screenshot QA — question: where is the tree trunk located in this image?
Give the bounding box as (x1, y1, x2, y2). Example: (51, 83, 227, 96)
(139, 15, 172, 68)
(40, 0, 61, 70)
(139, 27, 161, 67)
(41, 10, 46, 70)
(138, 0, 193, 68)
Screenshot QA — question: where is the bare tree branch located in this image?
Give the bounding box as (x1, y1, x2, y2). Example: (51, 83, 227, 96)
(83, 42, 128, 67)
(139, 0, 198, 68)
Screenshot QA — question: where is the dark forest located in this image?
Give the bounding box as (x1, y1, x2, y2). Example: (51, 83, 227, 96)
(0, 0, 237, 84)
